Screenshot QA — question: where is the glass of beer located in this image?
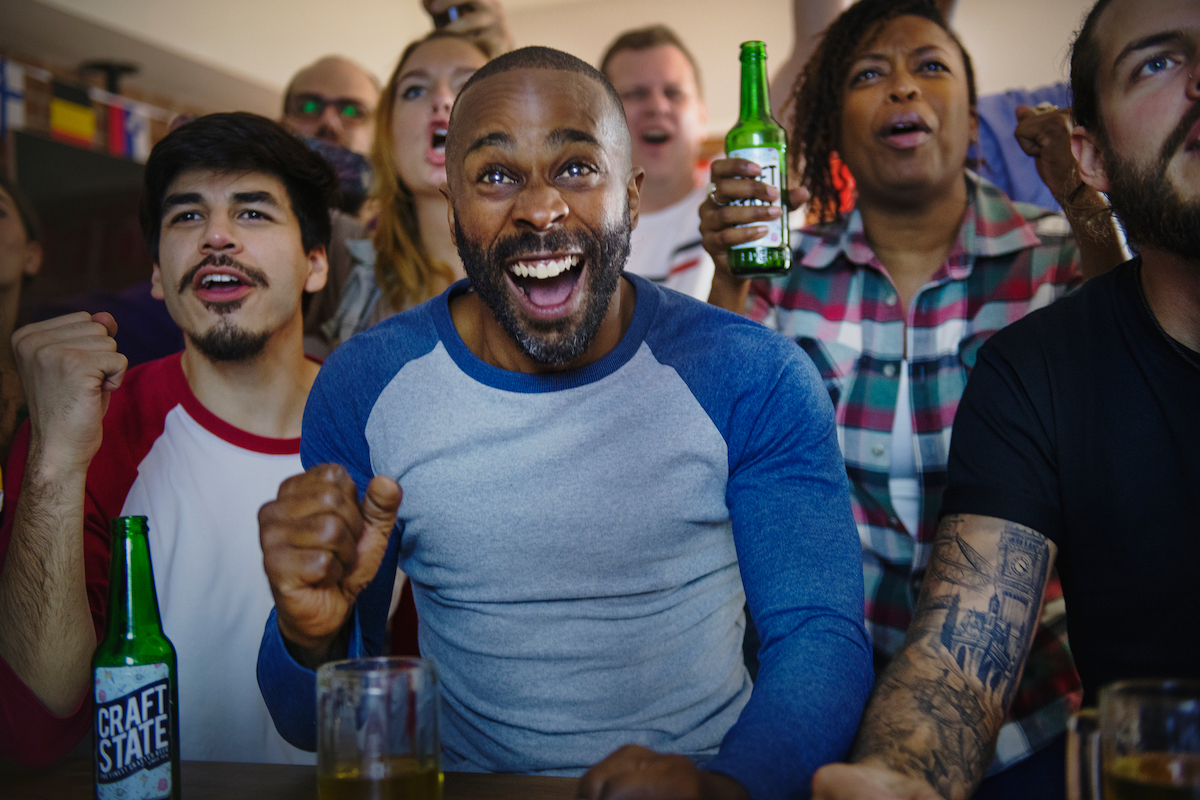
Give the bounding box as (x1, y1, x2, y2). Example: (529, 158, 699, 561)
(317, 657, 442, 800)
(1067, 708, 1101, 800)
(1099, 680, 1200, 800)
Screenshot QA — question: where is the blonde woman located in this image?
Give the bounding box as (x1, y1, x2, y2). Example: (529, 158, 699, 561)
(327, 31, 490, 342)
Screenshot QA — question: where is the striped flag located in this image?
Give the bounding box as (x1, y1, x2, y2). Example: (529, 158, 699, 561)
(105, 101, 151, 162)
(50, 81, 95, 147)
(0, 59, 24, 136)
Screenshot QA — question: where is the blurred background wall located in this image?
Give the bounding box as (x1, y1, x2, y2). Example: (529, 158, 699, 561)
(11, 0, 1094, 136)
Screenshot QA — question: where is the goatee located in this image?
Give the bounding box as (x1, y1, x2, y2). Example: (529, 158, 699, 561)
(454, 210, 631, 366)
(187, 321, 270, 362)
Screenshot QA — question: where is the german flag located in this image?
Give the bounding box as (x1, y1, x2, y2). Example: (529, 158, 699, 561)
(50, 81, 95, 147)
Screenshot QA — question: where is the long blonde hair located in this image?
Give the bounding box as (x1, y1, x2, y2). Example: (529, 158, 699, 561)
(371, 31, 490, 311)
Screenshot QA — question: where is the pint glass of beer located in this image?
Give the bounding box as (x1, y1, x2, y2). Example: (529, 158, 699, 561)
(317, 657, 442, 800)
(1096, 680, 1200, 800)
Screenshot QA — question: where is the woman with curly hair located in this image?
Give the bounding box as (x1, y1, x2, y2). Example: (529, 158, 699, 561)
(703, 1, 1117, 797)
(326, 31, 490, 343)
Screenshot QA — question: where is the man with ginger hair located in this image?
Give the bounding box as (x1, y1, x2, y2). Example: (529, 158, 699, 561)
(600, 25, 715, 301)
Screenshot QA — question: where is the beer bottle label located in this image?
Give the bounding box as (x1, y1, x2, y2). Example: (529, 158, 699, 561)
(94, 663, 173, 799)
(728, 146, 784, 250)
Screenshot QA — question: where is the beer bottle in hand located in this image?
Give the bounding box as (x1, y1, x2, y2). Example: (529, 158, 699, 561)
(93, 516, 180, 800)
(726, 41, 791, 277)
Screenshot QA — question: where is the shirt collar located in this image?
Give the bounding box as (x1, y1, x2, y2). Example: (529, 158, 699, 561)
(797, 171, 1043, 277)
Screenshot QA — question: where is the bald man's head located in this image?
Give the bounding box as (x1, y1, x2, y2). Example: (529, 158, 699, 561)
(438, 46, 642, 368)
(445, 45, 630, 183)
(282, 56, 380, 155)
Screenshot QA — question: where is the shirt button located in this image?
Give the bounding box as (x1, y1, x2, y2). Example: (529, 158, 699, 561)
(883, 363, 897, 378)
(886, 294, 898, 306)
(872, 444, 885, 457)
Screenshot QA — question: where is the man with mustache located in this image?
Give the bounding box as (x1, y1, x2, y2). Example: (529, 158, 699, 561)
(0, 113, 333, 767)
(813, 0, 1200, 798)
(256, 46, 872, 799)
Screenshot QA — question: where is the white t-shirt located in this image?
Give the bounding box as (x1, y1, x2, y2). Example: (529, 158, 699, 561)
(888, 358, 920, 535)
(0, 353, 315, 765)
(625, 185, 715, 301)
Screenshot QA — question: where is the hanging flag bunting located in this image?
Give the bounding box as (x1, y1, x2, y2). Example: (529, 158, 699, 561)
(125, 104, 151, 162)
(0, 58, 25, 136)
(105, 102, 126, 156)
(89, 86, 167, 162)
(50, 80, 95, 147)
(104, 100, 151, 162)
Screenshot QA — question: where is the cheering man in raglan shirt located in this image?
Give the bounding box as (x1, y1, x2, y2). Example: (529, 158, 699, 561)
(257, 46, 873, 800)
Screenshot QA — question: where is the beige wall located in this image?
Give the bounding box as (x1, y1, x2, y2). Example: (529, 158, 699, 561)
(510, 0, 1096, 137)
(953, 0, 1094, 97)
(34, 0, 430, 93)
(31, 0, 1097, 135)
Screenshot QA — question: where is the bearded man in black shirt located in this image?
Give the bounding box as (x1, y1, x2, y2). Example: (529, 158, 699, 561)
(811, 1, 1200, 799)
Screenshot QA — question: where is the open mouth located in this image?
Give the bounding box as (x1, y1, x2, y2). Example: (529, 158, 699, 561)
(881, 114, 932, 149)
(642, 129, 670, 145)
(506, 254, 583, 317)
(192, 266, 256, 304)
(427, 121, 449, 166)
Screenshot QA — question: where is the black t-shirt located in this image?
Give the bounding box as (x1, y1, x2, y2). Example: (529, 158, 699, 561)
(942, 258, 1200, 704)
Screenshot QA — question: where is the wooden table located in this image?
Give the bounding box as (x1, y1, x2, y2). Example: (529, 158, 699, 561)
(1, 757, 579, 799)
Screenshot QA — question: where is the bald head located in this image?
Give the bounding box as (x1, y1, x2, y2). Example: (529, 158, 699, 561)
(445, 46, 631, 188)
(282, 56, 380, 155)
(439, 47, 643, 371)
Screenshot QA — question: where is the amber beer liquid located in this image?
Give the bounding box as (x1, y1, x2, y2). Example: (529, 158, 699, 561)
(1105, 753, 1200, 800)
(726, 40, 791, 277)
(93, 516, 180, 800)
(318, 756, 443, 800)
(318, 657, 442, 800)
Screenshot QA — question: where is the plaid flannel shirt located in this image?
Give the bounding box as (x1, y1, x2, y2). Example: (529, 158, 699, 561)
(748, 173, 1083, 773)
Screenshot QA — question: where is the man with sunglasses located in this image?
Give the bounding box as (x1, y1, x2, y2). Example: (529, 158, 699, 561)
(282, 55, 380, 156)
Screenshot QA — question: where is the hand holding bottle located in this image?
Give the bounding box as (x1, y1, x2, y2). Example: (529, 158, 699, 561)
(701, 159, 810, 313)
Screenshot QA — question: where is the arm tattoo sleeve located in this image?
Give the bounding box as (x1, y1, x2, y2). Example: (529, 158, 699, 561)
(851, 515, 1053, 800)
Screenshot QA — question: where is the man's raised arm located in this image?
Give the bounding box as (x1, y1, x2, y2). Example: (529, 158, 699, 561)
(259, 465, 401, 667)
(1013, 104, 1124, 281)
(814, 513, 1055, 800)
(256, 465, 401, 750)
(0, 313, 127, 764)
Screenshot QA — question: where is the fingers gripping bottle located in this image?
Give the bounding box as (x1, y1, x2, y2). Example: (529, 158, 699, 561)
(93, 516, 181, 800)
(726, 41, 791, 277)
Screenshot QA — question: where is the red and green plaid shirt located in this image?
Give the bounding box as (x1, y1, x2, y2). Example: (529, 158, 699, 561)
(748, 173, 1083, 772)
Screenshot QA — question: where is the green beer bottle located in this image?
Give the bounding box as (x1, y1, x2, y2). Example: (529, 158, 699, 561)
(93, 516, 180, 800)
(726, 40, 791, 277)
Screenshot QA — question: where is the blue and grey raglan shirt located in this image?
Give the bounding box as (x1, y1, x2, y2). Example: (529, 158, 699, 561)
(258, 275, 872, 799)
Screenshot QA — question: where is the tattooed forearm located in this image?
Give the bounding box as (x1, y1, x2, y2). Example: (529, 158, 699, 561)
(850, 515, 1055, 800)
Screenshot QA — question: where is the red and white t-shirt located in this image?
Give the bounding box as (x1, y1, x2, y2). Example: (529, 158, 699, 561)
(0, 353, 313, 766)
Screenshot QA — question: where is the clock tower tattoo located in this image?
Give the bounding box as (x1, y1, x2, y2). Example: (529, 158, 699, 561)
(851, 515, 1054, 800)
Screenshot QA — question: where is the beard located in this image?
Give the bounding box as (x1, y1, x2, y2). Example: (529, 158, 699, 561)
(1102, 103, 1200, 260)
(454, 209, 631, 366)
(186, 321, 271, 362)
